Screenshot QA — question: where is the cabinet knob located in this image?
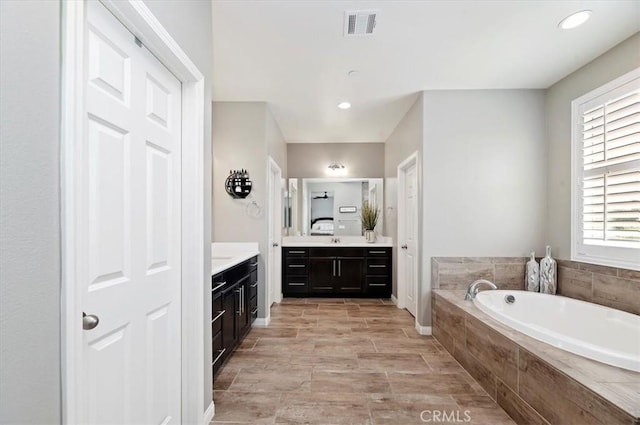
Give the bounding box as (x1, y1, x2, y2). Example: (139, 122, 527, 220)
(401, 244, 408, 250)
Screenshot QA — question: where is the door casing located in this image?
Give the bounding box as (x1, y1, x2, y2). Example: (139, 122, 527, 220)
(60, 1, 206, 423)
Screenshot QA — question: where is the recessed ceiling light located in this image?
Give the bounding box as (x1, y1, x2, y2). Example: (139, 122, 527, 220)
(338, 102, 351, 109)
(558, 10, 591, 30)
(348, 70, 359, 78)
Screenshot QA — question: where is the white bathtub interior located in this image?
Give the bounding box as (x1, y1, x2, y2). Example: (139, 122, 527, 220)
(473, 290, 640, 373)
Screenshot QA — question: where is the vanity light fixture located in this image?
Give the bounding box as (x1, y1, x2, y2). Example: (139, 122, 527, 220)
(337, 101, 351, 109)
(558, 10, 591, 29)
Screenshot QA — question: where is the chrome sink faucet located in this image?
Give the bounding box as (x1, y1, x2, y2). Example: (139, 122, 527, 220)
(464, 279, 498, 301)
(330, 237, 341, 243)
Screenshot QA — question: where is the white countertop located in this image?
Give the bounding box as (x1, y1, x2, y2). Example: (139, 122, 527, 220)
(211, 242, 260, 276)
(282, 236, 393, 248)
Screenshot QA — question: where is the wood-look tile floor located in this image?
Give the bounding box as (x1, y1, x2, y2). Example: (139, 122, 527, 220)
(212, 298, 516, 425)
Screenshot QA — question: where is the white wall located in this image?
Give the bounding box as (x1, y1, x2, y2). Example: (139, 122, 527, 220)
(288, 143, 384, 178)
(384, 94, 423, 297)
(545, 33, 640, 260)
(0, 0, 214, 420)
(420, 90, 546, 325)
(211, 102, 287, 320)
(0, 2, 61, 423)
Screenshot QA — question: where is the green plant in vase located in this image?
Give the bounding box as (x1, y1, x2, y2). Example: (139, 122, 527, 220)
(361, 201, 380, 243)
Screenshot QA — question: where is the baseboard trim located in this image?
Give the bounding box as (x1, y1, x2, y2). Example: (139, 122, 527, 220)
(415, 323, 432, 336)
(253, 317, 270, 327)
(204, 401, 214, 424)
(390, 294, 398, 306)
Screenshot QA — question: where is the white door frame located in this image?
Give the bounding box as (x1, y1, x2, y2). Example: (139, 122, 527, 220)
(267, 156, 283, 314)
(397, 152, 420, 313)
(60, 1, 206, 423)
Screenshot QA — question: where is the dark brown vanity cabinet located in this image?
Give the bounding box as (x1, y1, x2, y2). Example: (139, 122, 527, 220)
(212, 256, 258, 379)
(283, 247, 391, 297)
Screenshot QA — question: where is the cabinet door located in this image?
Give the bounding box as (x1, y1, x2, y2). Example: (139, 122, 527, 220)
(336, 258, 363, 294)
(309, 257, 335, 293)
(221, 283, 239, 360)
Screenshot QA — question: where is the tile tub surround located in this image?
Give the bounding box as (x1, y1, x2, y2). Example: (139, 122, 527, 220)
(212, 298, 516, 424)
(556, 259, 640, 315)
(431, 257, 528, 291)
(432, 290, 640, 425)
(431, 257, 640, 315)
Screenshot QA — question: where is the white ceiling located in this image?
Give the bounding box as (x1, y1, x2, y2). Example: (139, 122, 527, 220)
(212, 1, 639, 143)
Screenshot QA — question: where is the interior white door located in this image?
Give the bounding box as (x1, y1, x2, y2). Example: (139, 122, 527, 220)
(402, 163, 418, 317)
(80, 2, 182, 423)
(268, 159, 283, 306)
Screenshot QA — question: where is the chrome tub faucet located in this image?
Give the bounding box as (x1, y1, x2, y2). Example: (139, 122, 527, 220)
(464, 279, 498, 301)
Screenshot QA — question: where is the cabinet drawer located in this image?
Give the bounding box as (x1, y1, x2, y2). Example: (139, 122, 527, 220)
(212, 272, 226, 291)
(285, 258, 308, 275)
(366, 258, 390, 275)
(284, 277, 308, 293)
(284, 248, 308, 257)
(366, 248, 391, 257)
(212, 292, 224, 336)
(212, 329, 225, 377)
(249, 278, 258, 299)
(211, 332, 224, 363)
(249, 296, 258, 318)
(365, 276, 391, 296)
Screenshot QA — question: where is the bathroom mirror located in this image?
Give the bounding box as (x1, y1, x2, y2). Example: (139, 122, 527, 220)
(286, 178, 383, 236)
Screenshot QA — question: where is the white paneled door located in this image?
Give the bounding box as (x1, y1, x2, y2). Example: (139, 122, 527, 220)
(268, 158, 283, 308)
(81, 2, 182, 424)
(401, 162, 418, 317)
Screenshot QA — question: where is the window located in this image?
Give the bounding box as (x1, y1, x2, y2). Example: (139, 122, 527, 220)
(572, 68, 640, 270)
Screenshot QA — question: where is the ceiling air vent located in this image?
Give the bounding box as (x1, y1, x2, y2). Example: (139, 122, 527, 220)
(344, 10, 378, 36)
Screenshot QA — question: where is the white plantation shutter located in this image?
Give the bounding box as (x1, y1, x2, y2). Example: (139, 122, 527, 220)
(572, 69, 640, 270)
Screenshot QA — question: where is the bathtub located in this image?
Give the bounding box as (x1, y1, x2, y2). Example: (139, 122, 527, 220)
(473, 290, 640, 373)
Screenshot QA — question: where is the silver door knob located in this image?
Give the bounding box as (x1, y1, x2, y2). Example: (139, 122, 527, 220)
(272, 242, 279, 247)
(82, 312, 100, 330)
(401, 244, 408, 249)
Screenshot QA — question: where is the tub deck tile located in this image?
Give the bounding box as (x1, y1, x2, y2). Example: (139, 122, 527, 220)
(433, 290, 640, 425)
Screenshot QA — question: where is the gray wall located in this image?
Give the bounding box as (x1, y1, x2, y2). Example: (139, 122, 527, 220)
(288, 143, 384, 178)
(211, 102, 287, 320)
(0, 0, 214, 421)
(384, 94, 424, 297)
(420, 90, 547, 326)
(545, 33, 640, 260)
(266, 106, 288, 179)
(0, 2, 61, 423)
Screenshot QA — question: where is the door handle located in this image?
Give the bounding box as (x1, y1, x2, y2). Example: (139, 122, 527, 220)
(332, 259, 336, 276)
(272, 242, 279, 247)
(82, 312, 99, 330)
(401, 244, 408, 250)
(338, 260, 341, 277)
